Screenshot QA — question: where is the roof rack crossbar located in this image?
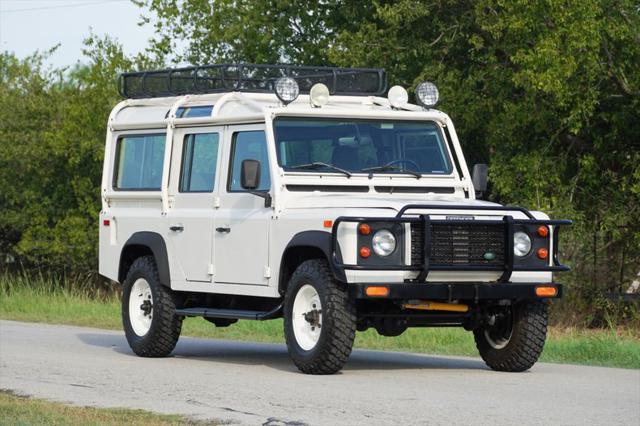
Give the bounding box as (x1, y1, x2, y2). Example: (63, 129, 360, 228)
(118, 63, 387, 99)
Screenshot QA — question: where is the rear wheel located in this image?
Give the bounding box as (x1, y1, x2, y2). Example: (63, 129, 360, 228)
(122, 256, 182, 357)
(474, 301, 548, 372)
(284, 259, 356, 374)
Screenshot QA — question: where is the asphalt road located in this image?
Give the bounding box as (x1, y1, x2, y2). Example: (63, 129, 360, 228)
(1, 320, 638, 426)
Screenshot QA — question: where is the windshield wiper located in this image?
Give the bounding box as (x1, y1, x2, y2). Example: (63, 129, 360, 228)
(290, 162, 352, 178)
(361, 165, 422, 179)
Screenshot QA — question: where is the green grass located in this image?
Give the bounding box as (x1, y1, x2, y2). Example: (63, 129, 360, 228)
(1, 274, 639, 369)
(0, 390, 217, 425)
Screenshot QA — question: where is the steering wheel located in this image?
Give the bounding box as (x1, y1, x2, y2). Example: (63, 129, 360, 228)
(385, 159, 420, 170)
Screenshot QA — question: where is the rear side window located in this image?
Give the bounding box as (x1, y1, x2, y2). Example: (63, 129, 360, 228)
(228, 131, 271, 192)
(180, 133, 220, 192)
(114, 134, 166, 190)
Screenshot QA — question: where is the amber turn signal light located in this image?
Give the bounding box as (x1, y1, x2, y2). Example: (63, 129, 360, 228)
(359, 223, 371, 235)
(359, 246, 371, 258)
(537, 248, 549, 259)
(537, 225, 549, 237)
(365, 286, 389, 297)
(323, 220, 333, 228)
(535, 286, 558, 297)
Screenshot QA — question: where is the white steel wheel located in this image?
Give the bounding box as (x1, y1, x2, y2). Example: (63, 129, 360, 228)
(128, 278, 153, 337)
(292, 284, 323, 351)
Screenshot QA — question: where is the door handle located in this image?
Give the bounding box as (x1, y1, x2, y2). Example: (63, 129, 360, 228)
(216, 227, 231, 233)
(169, 225, 184, 232)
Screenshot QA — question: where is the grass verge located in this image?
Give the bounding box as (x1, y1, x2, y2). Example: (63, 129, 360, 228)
(1, 275, 639, 369)
(0, 390, 217, 425)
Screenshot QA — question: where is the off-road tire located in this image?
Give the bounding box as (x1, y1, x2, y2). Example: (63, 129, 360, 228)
(284, 259, 356, 374)
(474, 301, 548, 372)
(122, 255, 182, 357)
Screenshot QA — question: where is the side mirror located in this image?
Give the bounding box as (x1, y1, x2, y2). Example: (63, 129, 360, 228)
(240, 159, 272, 208)
(472, 164, 488, 198)
(241, 159, 261, 190)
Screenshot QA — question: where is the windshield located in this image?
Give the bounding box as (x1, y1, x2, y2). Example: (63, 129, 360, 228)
(274, 118, 453, 176)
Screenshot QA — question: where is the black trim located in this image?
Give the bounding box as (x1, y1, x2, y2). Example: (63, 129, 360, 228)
(356, 222, 405, 267)
(374, 186, 455, 194)
(416, 215, 430, 282)
(349, 282, 563, 301)
(286, 185, 370, 193)
(175, 303, 283, 320)
(498, 216, 514, 282)
(120, 232, 171, 287)
(282, 231, 347, 285)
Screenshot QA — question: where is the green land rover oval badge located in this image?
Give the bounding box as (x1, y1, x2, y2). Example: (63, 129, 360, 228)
(483, 252, 496, 261)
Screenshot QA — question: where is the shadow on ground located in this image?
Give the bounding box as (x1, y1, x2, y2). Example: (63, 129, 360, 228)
(77, 332, 486, 373)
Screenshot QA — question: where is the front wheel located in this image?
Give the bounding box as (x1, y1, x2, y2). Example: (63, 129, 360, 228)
(474, 301, 549, 372)
(284, 259, 356, 374)
(122, 256, 182, 357)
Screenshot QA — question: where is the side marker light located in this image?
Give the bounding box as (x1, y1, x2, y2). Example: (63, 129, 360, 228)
(365, 286, 389, 297)
(535, 286, 558, 297)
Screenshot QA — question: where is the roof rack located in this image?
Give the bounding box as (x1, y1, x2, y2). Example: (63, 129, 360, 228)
(117, 63, 387, 99)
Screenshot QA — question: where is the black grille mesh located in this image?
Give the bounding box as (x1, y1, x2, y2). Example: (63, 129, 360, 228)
(411, 222, 505, 266)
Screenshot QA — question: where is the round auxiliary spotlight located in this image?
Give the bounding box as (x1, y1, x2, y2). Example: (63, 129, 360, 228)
(415, 81, 439, 108)
(274, 77, 300, 104)
(309, 83, 330, 107)
(387, 85, 409, 109)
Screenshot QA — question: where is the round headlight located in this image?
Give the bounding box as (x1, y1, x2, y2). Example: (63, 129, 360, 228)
(372, 229, 397, 257)
(513, 232, 532, 257)
(274, 77, 299, 104)
(309, 83, 330, 107)
(415, 81, 439, 107)
(387, 85, 408, 109)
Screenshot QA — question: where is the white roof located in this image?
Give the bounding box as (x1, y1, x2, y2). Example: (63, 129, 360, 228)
(109, 92, 450, 131)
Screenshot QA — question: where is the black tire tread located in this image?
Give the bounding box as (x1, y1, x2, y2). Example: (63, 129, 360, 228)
(123, 256, 182, 357)
(284, 259, 356, 375)
(474, 301, 548, 372)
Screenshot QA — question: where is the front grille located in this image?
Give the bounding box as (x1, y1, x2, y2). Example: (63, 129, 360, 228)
(411, 222, 505, 266)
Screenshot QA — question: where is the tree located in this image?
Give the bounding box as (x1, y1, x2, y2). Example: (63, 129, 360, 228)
(0, 36, 162, 274)
(141, 0, 640, 314)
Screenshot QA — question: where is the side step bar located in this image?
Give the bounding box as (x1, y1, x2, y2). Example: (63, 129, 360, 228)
(175, 303, 283, 321)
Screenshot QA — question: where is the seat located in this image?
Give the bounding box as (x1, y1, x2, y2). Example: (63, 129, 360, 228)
(331, 145, 359, 170)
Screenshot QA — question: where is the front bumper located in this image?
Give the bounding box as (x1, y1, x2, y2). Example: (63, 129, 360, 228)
(349, 282, 563, 301)
(332, 203, 572, 283)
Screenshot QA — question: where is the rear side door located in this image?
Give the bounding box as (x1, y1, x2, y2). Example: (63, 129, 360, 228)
(214, 124, 272, 286)
(166, 127, 222, 282)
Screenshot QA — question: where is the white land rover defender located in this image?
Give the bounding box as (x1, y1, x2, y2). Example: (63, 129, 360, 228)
(99, 64, 571, 374)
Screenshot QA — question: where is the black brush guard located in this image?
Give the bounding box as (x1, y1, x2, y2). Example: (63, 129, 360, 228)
(330, 204, 572, 287)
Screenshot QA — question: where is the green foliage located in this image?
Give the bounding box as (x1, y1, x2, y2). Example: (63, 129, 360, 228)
(141, 0, 640, 316)
(0, 2, 638, 322)
(0, 36, 162, 273)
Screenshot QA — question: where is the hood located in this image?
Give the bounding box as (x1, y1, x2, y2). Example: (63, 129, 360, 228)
(282, 193, 501, 212)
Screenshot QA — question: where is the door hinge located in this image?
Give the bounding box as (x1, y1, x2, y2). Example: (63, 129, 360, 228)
(208, 264, 215, 276)
(213, 196, 220, 208)
(263, 266, 271, 279)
